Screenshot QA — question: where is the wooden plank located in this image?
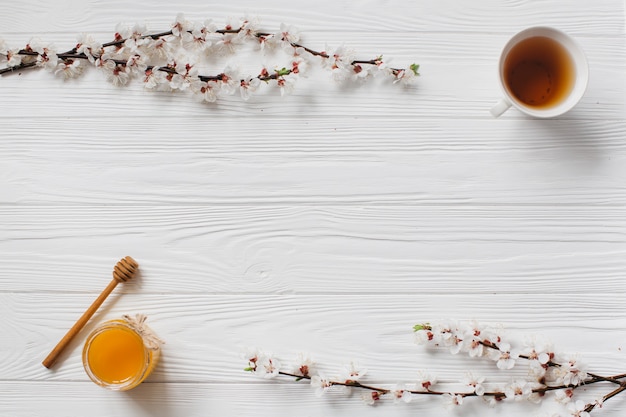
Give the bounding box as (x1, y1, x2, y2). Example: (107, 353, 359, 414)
(1, 117, 626, 205)
(1, 381, 625, 417)
(1, 293, 625, 381)
(0, 0, 622, 35)
(1, 205, 626, 294)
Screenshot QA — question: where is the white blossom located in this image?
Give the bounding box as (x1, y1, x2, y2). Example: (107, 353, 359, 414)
(490, 342, 518, 370)
(414, 325, 435, 345)
(291, 353, 315, 378)
(241, 348, 281, 378)
(54, 59, 84, 79)
(126, 54, 148, 75)
(217, 65, 239, 95)
(348, 64, 371, 82)
(327, 44, 356, 81)
(242, 347, 263, 372)
(276, 74, 297, 96)
(415, 370, 437, 391)
(463, 372, 486, 396)
(191, 80, 221, 102)
(200, 19, 218, 35)
(123, 23, 150, 52)
(460, 321, 487, 357)
(94, 56, 129, 86)
(278, 23, 300, 46)
(143, 67, 168, 90)
(258, 355, 281, 378)
(290, 57, 309, 76)
(523, 336, 554, 378)
(464, 336, 485, 357)
(391, 65, 419, 85)
(143, 37, 174, 60)
(76, 33, 103, 63)
(390, 384, 412, 403)
(432, 321, 457, 345)
(168, 62, 198, 91)
(212, 32, 239, 55)
(114, 22, 132, 40)
(26, 38, 57, 71)
(255, 33, 276, 51)
(171, 13, 193, 37)
(238, 77, 260, 101)
(504, 379, 533, 401)
(446, 332, 464, 355)
(310, 374, 333, 397)
(6, 48, 23, 67)
(107, 65, 130, 86)
(182, 29, 210, 53)
(339, 361, 367, 383)
(236, 16, 261, 42)
(552, 355, 587, 386)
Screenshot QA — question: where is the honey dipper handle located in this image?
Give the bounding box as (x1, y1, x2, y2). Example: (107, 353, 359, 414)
(42, 278, 119, 368)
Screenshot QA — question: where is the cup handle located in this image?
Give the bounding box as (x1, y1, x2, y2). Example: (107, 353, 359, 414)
(490, 98, 512, 117)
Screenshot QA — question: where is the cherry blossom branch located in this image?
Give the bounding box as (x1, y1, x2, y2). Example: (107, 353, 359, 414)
(244, 321, 626, 415)
(0, 14, 419, 102)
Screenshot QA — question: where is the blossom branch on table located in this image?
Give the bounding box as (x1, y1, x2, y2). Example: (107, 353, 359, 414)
(0, 14, 419, 102)
(244, 321, 626, 416)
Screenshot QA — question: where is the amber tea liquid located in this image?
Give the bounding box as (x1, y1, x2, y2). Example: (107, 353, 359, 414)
(503, 36, 575, 108)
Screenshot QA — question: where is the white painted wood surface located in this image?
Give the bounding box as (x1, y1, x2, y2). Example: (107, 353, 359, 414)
(1, 1, 625, 416)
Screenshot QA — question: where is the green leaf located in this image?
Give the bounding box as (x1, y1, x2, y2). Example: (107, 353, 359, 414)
(409, 63, 420, 76)
(244, 367, 255, 372)
(276, 67, 291, 77)
(413, 323, 431, 332)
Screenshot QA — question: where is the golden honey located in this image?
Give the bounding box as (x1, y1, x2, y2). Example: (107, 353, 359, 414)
(82, 317, 161, 391)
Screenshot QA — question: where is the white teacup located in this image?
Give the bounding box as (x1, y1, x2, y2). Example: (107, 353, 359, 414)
(490, 27, 588, 118)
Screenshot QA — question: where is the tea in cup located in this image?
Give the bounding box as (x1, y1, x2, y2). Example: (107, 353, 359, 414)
(490, 27, 588, 118)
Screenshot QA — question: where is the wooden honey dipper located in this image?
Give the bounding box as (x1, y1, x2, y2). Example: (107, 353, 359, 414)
(42, 256, 139, 368)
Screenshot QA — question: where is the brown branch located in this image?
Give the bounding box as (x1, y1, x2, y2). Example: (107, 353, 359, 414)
(277, 370, 621, 400)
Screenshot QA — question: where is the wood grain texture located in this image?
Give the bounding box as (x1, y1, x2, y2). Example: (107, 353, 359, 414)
(1, 118, 626, 205)
(2, 293, 625, 380)
(1, 206, 626, 295)
(0, 382, 625, 417)
(1, 1, 625, 416)
(0, 0, 622, 35)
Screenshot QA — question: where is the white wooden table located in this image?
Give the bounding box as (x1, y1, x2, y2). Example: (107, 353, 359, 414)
(1, 1, 625, 416)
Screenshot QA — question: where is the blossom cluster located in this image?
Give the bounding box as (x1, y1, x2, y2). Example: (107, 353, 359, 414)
(414, 321, 587, 387)
(0, 14, 419, 102)
(244, 321, 626, 417)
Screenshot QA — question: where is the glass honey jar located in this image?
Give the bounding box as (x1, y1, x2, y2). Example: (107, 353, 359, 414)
(82, 314, 162, 391)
